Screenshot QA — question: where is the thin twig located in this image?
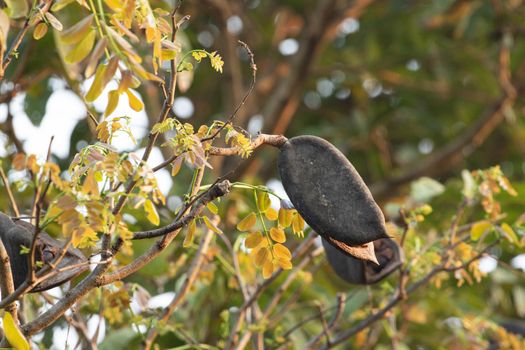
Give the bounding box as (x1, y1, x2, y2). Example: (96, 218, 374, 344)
(0, 167, 20, 217)
(201, 41, 257, 143)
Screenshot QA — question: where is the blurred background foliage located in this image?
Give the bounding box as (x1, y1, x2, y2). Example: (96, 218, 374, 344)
(1, 0, 525, 349)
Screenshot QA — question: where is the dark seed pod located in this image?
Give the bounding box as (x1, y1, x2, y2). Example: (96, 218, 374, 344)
(278, 135, 389, 249)
(0, 212, 88, 292)
(322, 237, 402, 284)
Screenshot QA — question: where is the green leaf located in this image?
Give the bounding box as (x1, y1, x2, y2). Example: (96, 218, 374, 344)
(64, 29, 96, 64)
(470, 220, 492, 241)
(144, 199, 160, 226)
(3, 312, 30, 350)
(5, 0, 29, 18)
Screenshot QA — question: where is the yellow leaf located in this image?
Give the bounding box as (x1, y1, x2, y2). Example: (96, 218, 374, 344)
(237, 212, 256, 231)
(269, 227, 286, 243)
(82, 170, 99, 197)
(254, 247, 270, 267)
(85, 37, 107, 78)
(470, 220, 492, 241)
(3, 312, 30, 350)
(65, 29, 95, 64)
(75, 225, 99, 249)
(105, 90, 120, 116)
(12, 153, 26, 170)
(207, 201, 218, 215)
(292, 213, 305, 234)
(33, 23, 48, 40)
(96, 121, 109, 142)
(257, 192, 271, 212)
(203, 216, 222, 234)
(183, 220, 196, 248)
(501, 223, 518, 244)
(144, 199, 159, 226)
(103, 56, 120, 85)
(60, 14, 94, 44)
(56, 194, 77, 210)
(170, 156, 182, 177)
(86, 63, 108, 102)
(278, 208, 293, 228)
(277, 258, 292, 270)
(273, 243, 292, 261)
(125, 89, 144, 111)
(262, 260, 275, 279)
(245, 232, 263, 249)
(265, 207, 278, 221)
(161, 48, 177, 61)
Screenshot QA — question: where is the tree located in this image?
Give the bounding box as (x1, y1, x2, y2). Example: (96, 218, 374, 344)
(0, 0, 524, 349)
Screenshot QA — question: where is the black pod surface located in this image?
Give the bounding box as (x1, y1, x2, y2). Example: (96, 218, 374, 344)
(322, 238, 402, 284)
(278, 135, 388, 247)
(0, 212, 88, 292)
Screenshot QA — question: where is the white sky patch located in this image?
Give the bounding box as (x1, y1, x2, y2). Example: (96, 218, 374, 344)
(266, 178, 289, 210)
(247, 114, 264, 135)
(0, 103, 7, 123)
(362, 78, 382, 98)
(406, 59, 421, 71)
(512, 254, 525, 271)
(197, 30, 214, 48)
(83, 79, 149, 152)
(11, 90, 86, 158)
(87, 315, 106, 344)
(147, 292, 176, 309)
(173, 96, 194, 119)
(279, 38, 299, 56)
(478, 256, 497, 273)
(338, 17, 359, 36)
(51, 325, 79, 350)
(316, 78, 335, 98)
(227, 15, 243, 35)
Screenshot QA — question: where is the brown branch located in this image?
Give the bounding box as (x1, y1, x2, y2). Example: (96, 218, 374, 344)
(111, 8, 187, 216)
(208, 133, 287, 156)
(140, 9, 186, 163)
(131, 180, 231, 240)
(0, 236, 17, 323)
(100, 179, 230, 286)
(1, 0, 53, 77)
